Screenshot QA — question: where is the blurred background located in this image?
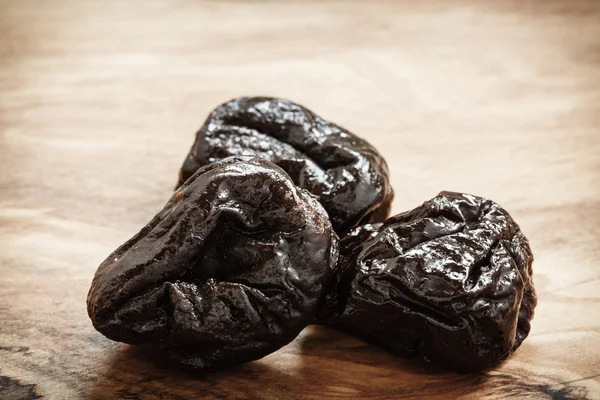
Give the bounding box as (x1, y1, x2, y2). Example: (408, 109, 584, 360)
(2, 1, 598, 217)
(1, 1, 599, 399)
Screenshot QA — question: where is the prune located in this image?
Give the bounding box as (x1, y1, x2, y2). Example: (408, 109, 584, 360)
(177, 97, 394, 234)
(87, 156, 339, 370)
(321, 191, 536, 372)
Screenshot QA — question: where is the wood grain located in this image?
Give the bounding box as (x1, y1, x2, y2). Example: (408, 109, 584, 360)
(1, 0, 599, 398)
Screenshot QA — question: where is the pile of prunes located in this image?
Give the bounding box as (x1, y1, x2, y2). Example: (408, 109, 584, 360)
(87, 97, 536, 373)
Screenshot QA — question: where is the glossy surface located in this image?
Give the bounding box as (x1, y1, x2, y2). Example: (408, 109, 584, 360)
(177, 97, 394, 234)
(87, 156, 338, 370)
(322, 191, 537, 372)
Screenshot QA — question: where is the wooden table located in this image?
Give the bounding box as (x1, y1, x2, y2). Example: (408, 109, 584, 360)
(1, 1, 599, 398)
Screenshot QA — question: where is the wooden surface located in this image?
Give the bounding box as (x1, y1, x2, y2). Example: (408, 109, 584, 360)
(1, 1, 600, 399)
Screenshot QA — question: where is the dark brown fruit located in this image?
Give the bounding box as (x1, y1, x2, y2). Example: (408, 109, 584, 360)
(88, 156, 339, 370)
(321, 191, 536, 372)
(177, 97, 394, 235)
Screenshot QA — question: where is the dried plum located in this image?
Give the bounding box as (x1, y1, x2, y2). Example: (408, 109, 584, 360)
(321, 191, 536, 372)
(177, 97, 393, 234)
(88, 156, 339, 370)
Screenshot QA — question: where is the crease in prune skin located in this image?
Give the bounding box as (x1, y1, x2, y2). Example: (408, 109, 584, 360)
(87, 156, 339, 370)
(321, 191, 537, 372)
(177, 97, 394, 234)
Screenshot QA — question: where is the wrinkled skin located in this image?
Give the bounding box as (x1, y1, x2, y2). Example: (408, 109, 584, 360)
(321, 191, 536, 372)
(87, 156, 339, 370)
(177, 97, 394, 235)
